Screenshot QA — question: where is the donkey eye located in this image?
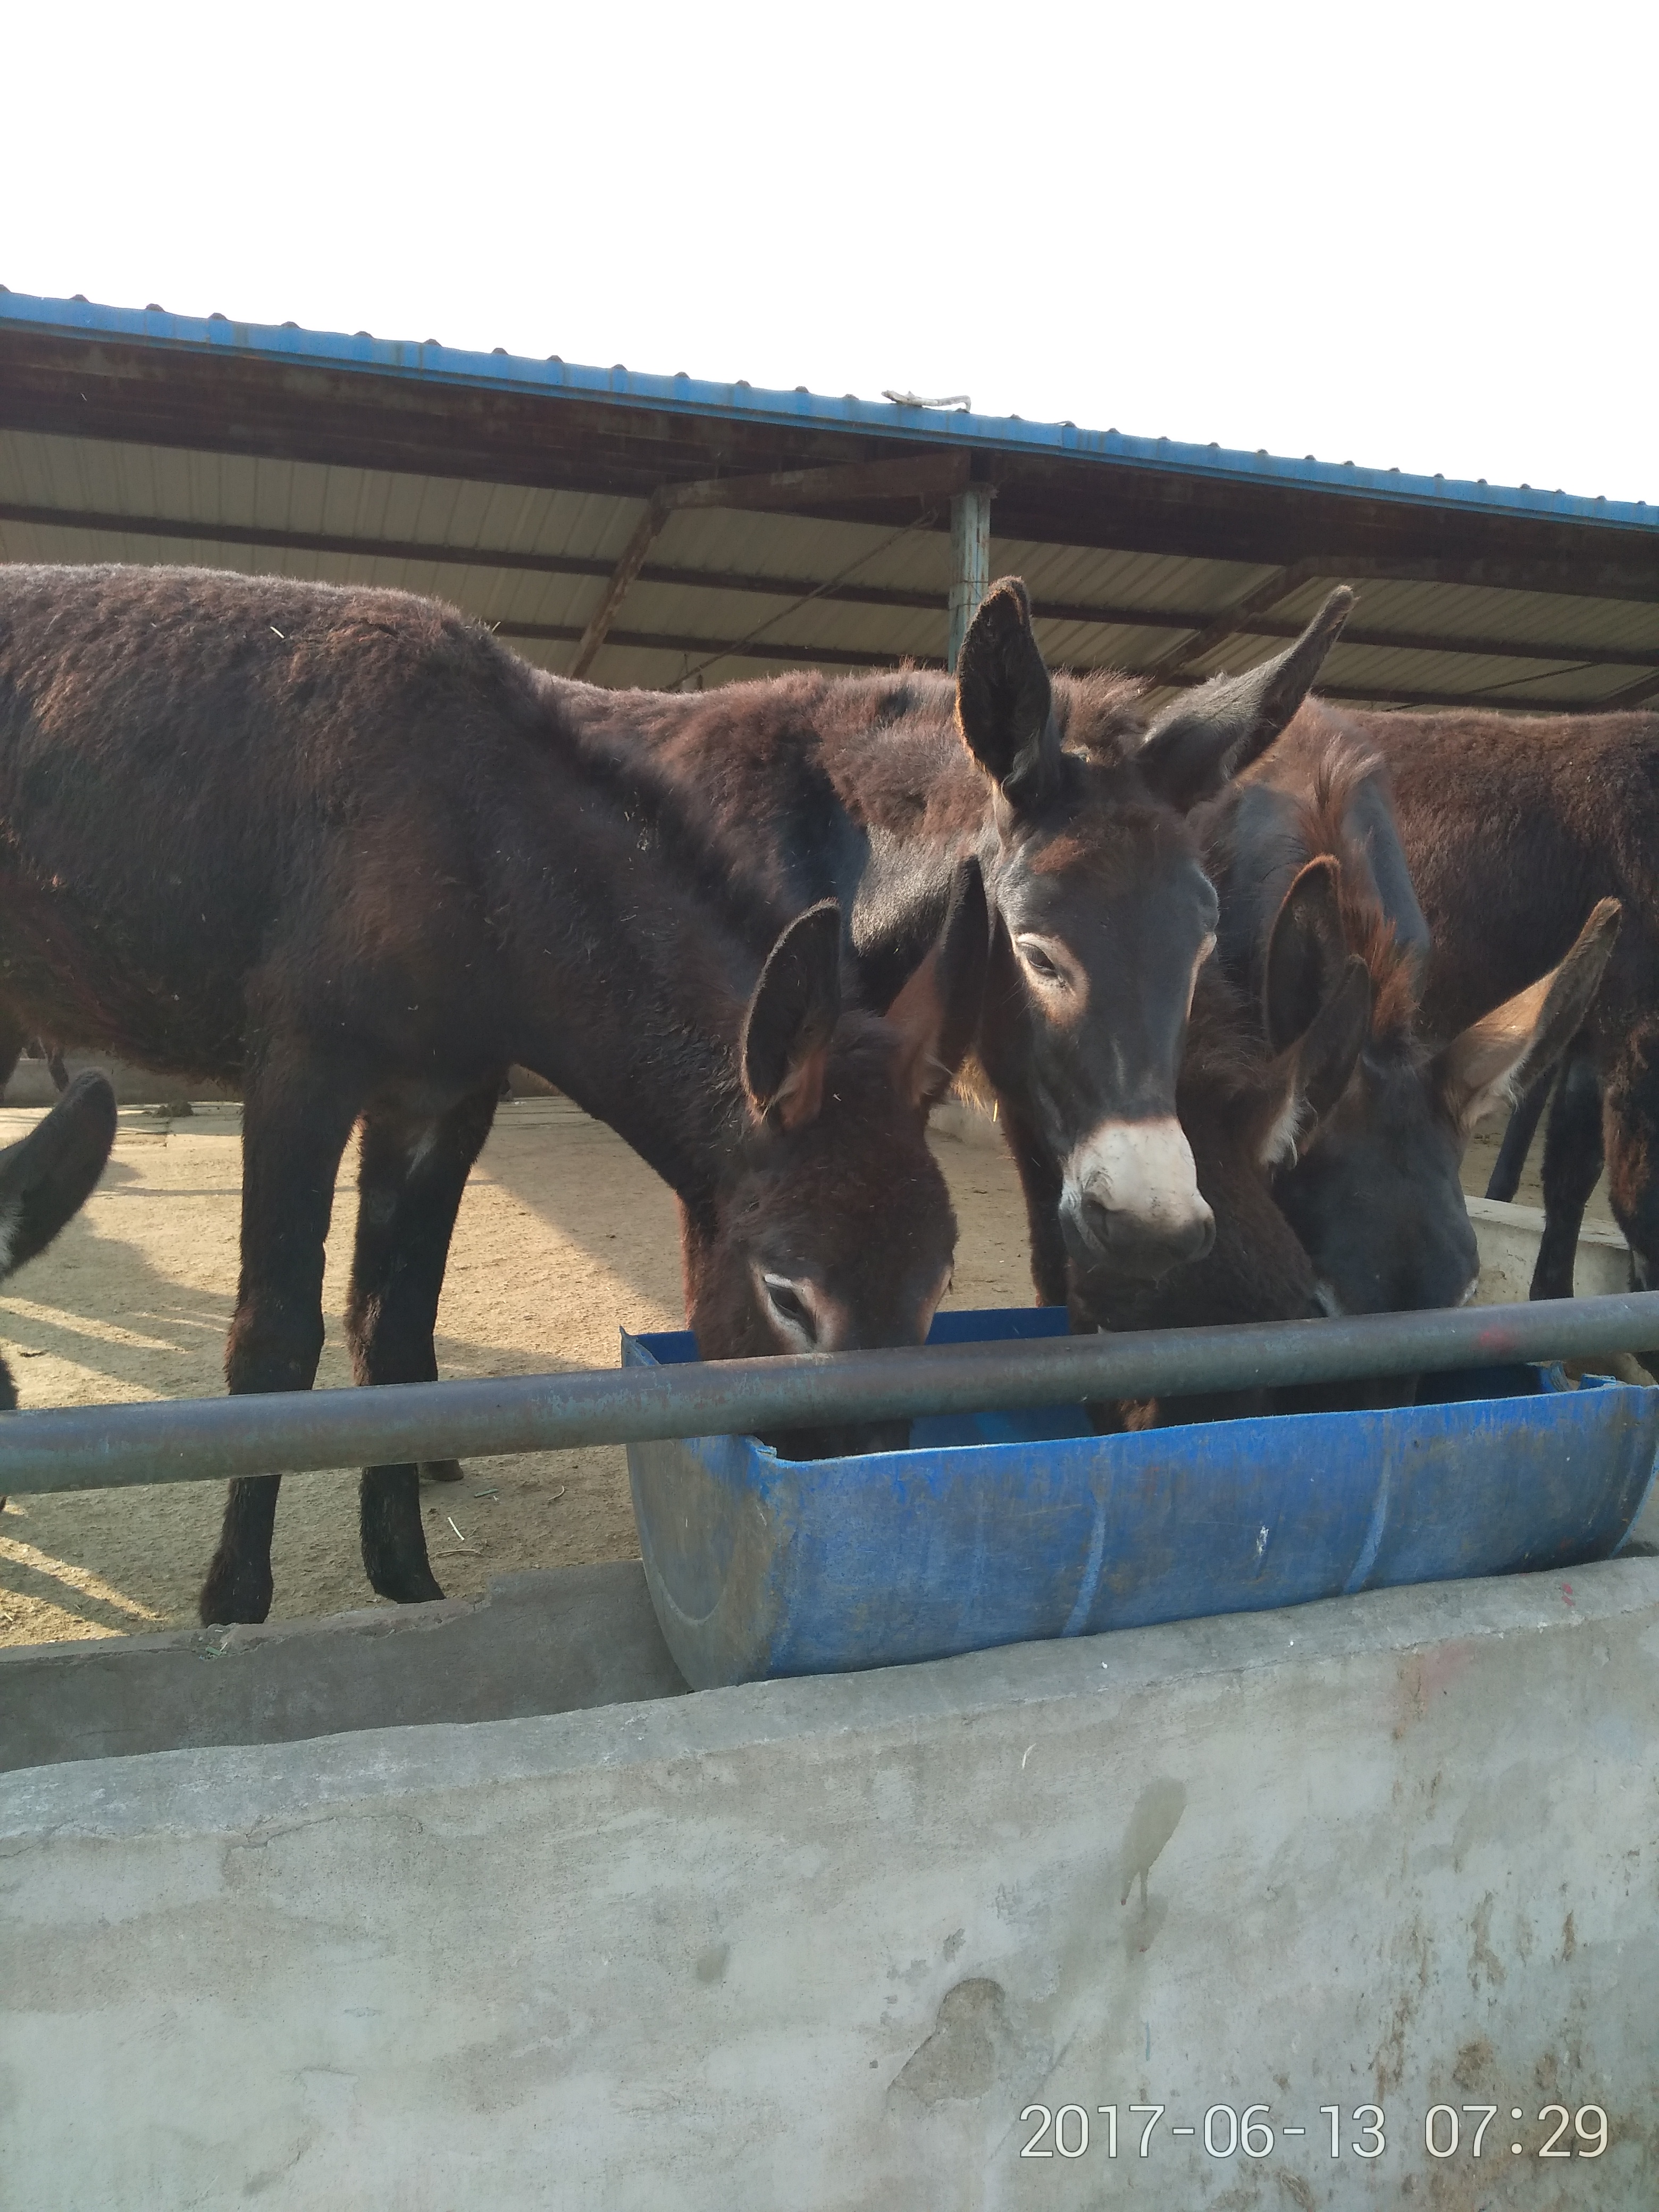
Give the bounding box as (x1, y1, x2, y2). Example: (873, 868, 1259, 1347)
(763, 1275, 815, 1334)
(1018, 940, 1063, 984)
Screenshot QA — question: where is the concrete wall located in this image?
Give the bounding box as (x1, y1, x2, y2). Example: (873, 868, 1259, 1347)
(1469, 1193, 1633, 1303)
(5, 1554, 1658, 2210)
(0, 1565, 687, 1775)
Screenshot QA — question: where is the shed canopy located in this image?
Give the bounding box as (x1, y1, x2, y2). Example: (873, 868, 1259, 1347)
(2, 290, 1655, 712)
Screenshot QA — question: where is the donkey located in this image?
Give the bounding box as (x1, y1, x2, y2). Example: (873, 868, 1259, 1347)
(1196, 715, 1621, 1316)
(1074, 861, 1372, 1329)
(611, 576, 1357, 1305)
(0, 1071, 119, 1511)
(1333, 706, 1658, 1314)
(1069, 859, 1375, 1428)
(0, 565, 987, 1626)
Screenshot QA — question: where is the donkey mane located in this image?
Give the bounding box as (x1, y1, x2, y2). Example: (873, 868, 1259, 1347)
(1182, 963, 1285, 1110)
(1051, 670, 1158, 763)
(1291, 735, 1420, 1046)
(533, 668, 825, 967)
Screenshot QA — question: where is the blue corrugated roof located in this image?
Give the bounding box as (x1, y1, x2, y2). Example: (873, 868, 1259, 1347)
(2, 286, 1653, 533)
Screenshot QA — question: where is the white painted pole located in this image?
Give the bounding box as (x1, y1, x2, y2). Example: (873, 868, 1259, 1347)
(946, 484, 992, 673)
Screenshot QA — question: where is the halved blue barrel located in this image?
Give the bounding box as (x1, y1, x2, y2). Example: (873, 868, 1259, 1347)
(623, 1307, 1659, 1691)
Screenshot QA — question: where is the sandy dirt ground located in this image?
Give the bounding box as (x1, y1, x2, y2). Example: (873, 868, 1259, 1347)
(0, 1097, 1615, 1649)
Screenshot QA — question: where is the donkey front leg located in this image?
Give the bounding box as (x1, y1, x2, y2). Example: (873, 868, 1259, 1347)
(1531, 1040, 1604, 1301)
(346, 1083, 499, 1604)
(1601, 1018, 1659, 1378)
(199, 1046, 364, 1626)
(1485, 1063, 1555, 1203)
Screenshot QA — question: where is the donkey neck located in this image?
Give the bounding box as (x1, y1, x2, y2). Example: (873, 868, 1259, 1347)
(492, 692, 793, 1206)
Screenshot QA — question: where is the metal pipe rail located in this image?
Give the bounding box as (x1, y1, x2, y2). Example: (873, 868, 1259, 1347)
(3, 1292, 1658, 1498)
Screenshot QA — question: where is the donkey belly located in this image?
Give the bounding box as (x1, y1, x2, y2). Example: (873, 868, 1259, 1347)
(0, 896, 253, 1085)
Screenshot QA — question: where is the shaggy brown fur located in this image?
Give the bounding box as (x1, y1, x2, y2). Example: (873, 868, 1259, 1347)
(1348, 703, 1659, 1308)
(0, 564, 986, 1624)
(1288, 737, 1421, 1047)
(620, 579, 1356, 1301)
(1199, 696, 1620, 1316)
(1071, 937, 1373, 1427)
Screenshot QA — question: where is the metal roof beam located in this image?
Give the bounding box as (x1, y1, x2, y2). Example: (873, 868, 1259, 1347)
(1137, 563, 1318, 688)
(1599, 669, 1659, 709)
(493, 619, 1628, 711)
(663, 450, 970, 515)
(6, 502, 1656, 677)
(566, 490, 672, 679)
(559, 451, 970, 678)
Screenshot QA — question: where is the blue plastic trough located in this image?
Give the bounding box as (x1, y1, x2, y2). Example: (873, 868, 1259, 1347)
(624, 1307, 1659, 1690)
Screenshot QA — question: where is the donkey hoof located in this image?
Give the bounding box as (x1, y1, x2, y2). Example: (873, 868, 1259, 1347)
(420, 1459, 465, 1484)
(368, 1562, 447, 1606)
(198, 1552, 274, 1626)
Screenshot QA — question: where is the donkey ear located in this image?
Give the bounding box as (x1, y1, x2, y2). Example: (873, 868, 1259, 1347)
(1433, 897, 1621, 1137)
(954, 577, 1059, 814)
(1136, 586, 1355, 814)
(1263, 854, 1348, 1054)
(884, 856, 991, 1110)
(741, 901, 843, 1128)
(0, 1069, 118, 1278)
(1257, 956, 1372, 1168)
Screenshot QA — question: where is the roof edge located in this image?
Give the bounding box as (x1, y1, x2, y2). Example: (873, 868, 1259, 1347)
(2, 288, 1654, 534)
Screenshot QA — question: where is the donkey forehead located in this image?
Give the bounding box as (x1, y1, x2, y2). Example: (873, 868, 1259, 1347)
(1000, 826, 1218, 936)
(731, 1103, 949, 1222)
(1000, 769, 1205, 873)
(727, 1161, 957, 1283)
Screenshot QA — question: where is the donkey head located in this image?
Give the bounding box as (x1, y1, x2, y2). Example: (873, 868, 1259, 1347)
(960, 576, 1353, 1286)
(0, 1071, 118, 1512)
(681, 859, 989, 1456)
(1271, 874, 1622, 1315)
(1073, 861, 1374, 1339)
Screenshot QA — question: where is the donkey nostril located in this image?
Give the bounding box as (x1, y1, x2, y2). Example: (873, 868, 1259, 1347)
(1069, 1182, 1213, 1275)
(1078, 1188, 1113, 1237)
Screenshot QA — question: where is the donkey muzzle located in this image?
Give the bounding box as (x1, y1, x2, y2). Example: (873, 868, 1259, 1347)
(1060, 1116, 1214, 1281)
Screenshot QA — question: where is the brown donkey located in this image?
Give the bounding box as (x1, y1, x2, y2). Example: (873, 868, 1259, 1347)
(1069, 858, 1374, 1427)
(1340, 706, 1656, 1311)
(1198, 716, 1620, 1316)
(0, 565, 987, 1624)
(613, 576, 1356, 1304)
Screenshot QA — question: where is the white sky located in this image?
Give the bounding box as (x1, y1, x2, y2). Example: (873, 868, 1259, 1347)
(7, 0, 1656, 503)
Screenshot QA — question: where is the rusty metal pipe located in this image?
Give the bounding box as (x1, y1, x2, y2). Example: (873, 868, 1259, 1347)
(2, 1292, 1657, 1498)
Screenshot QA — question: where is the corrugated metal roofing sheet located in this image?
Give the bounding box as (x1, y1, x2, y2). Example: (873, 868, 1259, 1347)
(2, 291, 1656, 711)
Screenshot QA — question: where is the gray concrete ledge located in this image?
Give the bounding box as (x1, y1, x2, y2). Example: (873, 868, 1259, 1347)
(4, 1559, 1657, 2208)
(0, 1562, 688, 1774)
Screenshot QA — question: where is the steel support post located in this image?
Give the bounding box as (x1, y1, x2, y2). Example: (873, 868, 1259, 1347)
(946, 483, 992, 672)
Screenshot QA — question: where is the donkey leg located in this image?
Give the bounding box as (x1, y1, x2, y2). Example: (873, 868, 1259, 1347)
(0, 1002, 28, 1101)
(1485, 1065, 1555, 1203)
(199, 1048, 363, 1626)
(1530, 1042, 1604, 1301)
(1600, 1017, 1659, 1377)
(346, 1083, 499, 1605)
